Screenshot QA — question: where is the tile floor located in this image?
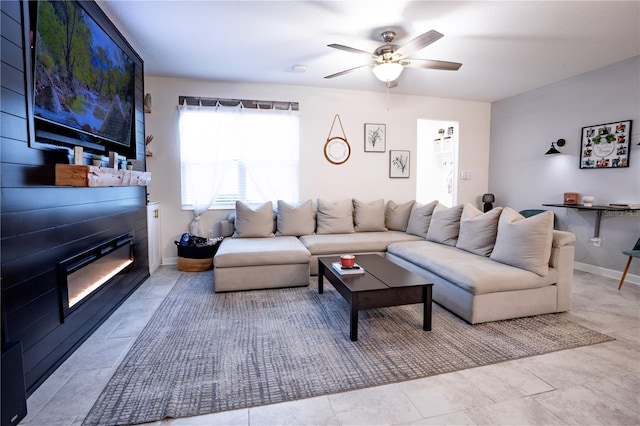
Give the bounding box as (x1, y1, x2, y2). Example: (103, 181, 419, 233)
(21, 267, 640, 426)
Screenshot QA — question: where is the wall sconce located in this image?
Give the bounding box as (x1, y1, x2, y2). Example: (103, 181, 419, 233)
(482, 193, 495, 212)
(545, 138, 566, 155)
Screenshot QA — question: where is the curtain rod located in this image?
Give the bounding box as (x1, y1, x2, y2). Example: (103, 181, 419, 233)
(178, 96, 299, 111)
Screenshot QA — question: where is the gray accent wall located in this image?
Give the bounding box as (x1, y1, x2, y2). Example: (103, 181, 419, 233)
(489, 56, 640, 276)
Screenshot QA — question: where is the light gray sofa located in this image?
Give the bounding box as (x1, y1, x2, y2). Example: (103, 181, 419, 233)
(213, 198, 576, 324)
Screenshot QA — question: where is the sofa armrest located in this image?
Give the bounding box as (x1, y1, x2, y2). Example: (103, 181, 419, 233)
(552, 230, 576, 248)
(219, 213, 236, 237)
(549, 230, 575, 312)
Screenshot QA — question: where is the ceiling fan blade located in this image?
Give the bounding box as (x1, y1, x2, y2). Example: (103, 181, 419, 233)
(324, 64, 372, 79)
(394, 30, 444, 59)
(327, 43, 375, 57)
(402, 59, 462, 71)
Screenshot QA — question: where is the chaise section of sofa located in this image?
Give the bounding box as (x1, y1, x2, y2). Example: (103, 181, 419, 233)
(214, 236, 310, 292)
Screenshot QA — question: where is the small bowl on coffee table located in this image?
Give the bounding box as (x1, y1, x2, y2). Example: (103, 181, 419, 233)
(340, 255, 355, 268)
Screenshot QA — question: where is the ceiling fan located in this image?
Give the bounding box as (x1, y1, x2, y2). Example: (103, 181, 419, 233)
(324, 30, 462, 87)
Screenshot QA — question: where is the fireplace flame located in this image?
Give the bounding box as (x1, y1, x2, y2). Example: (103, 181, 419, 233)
(67, 245, 133, 308)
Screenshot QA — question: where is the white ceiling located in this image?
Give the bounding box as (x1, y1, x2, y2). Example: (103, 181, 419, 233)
(98, 0, 640, 103)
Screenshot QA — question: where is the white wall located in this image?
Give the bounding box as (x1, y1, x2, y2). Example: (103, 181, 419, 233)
(144, 77, 491, 262)
(489, 56, 640, 275)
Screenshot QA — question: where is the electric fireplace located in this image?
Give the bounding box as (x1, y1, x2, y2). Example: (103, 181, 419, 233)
(58, 233, 134, 320)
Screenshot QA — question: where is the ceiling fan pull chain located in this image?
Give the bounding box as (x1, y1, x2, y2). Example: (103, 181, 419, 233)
(387, 85, 390, 112)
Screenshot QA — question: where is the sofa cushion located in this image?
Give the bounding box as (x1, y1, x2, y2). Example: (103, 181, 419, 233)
(234, 201, 274, 238)
(385, 200, 415, 231)
(426, 203, 464, 246)
(353, 199, 387, 232)
(276, 200, 315, 236)
(456, 204, 503, 256)
(300, 231, 422, 255)
(214, 236, 310, 268)
(387, 240, 557, 295)
(490, 208, 554, 276)
(406, 200, 438, 237)
(316, 199, 354, 234)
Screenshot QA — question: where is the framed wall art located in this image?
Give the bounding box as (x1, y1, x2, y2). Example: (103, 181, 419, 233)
(389, 150, 410, 178)
(364, 123, 386, 152)
(580, 120, 631, 169)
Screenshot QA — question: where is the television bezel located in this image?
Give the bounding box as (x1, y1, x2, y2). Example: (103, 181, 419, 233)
(28, 0, 141, 156)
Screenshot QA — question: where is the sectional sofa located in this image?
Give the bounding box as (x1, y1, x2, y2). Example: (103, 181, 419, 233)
(213, 198, 575, 324)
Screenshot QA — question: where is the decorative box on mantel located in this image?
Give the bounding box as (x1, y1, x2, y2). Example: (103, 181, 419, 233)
(55, 164, 151, 187)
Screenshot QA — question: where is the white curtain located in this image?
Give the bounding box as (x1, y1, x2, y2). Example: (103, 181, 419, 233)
(238, 106, 299, 204)
(178, 101, 238, 236)
(179, 100, 299, 236)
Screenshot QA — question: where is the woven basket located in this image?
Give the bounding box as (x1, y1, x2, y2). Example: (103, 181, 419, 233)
(174, 240, 222, 272)
(178, 256, 212, 272)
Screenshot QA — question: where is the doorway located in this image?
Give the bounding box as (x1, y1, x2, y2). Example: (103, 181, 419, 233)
(416, 119, 458, 207)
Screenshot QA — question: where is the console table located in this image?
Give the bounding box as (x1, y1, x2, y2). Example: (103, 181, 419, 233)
(542, 204, 640, 239)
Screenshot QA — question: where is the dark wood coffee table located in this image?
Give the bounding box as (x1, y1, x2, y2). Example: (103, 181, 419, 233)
(318, 254, 433, 341)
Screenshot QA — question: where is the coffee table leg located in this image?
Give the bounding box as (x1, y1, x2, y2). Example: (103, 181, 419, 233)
(423, 286, 432, 331)
(318, 262, 324, 294)
(350, 297, 359, 341)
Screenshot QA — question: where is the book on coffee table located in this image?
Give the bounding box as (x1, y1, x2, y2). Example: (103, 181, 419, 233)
(332, 262, 365, 275)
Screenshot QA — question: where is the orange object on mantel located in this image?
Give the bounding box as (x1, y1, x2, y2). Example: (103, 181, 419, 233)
(563, 192, 579, 205)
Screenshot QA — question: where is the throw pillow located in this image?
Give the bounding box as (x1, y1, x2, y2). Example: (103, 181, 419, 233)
(426, 203, 464, 246)
(316, 199, 355, 234)
(385, 200, 415, 231)
(406, 200, 438, 237)
(353, 199, 387, 232)
(490, 207, 554, 276)
(234, 201, 275, 238)
(276, 200, 315, 236)
(456, 203, 503, 256)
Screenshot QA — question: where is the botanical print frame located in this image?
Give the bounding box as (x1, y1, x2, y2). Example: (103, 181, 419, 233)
(364, 123, 386, 152)
(580, 120, 631, 169)
(389, 150, 410, 178)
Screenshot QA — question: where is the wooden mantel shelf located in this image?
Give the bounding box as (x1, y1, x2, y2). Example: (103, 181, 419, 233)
(55, 164, 151, 187)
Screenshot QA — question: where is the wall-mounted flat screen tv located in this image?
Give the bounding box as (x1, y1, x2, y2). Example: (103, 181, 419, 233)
(33, 0, 135, 148)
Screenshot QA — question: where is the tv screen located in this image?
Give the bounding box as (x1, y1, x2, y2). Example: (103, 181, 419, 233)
(33, 0, 135, 148)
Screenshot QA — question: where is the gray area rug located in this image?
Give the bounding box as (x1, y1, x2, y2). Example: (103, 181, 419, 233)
(83, 271, 613, 425)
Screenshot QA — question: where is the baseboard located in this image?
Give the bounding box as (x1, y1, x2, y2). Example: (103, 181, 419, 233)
(574, 261, 639, 286)
(163, 257, 178, 266)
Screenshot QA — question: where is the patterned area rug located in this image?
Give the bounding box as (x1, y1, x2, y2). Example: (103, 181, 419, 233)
(83, 271, 613, 425)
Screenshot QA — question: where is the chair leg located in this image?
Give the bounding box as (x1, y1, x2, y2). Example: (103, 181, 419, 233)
(618, 256, 633, 290)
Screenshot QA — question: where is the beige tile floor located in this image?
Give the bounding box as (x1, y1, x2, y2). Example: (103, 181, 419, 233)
(21, 267, 640, 426)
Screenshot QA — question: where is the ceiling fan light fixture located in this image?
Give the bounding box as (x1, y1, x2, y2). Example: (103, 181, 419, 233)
(372, 62, 403, 82)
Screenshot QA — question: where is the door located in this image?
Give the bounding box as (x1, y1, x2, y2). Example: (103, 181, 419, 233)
(416, 120, 458, 206)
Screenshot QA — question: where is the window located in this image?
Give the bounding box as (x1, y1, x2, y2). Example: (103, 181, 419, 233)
(179, 102, 300, 210)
